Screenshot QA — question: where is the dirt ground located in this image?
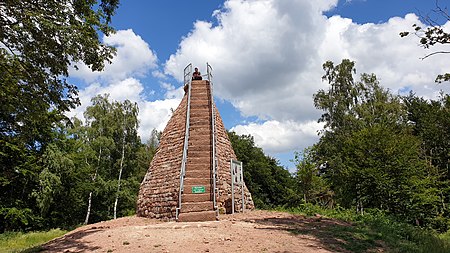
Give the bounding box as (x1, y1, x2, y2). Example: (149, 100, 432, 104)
(40, 210, 383, 253)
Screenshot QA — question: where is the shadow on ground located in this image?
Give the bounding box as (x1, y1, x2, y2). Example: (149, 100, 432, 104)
(38, 227, 107, 253)
(245, 215, 385, 253)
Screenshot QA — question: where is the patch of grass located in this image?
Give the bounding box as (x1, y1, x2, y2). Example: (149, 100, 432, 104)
(0, 228, 67, 253)
(277, 204, 450, 253)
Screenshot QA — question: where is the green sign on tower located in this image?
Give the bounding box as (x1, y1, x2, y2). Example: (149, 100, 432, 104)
(192, 186, 206, 194)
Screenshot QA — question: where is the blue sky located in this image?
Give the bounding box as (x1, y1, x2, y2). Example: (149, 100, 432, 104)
(68, 0, 450, 171)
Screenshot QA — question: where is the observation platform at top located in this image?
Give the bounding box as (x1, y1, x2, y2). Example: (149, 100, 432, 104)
(183, 63, 213, 92)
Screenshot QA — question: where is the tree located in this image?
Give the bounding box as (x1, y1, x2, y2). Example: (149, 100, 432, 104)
(80, 95, 142, 224)
(82, 95, 116, 224)
(404, 92, 450, 177)
(293, 149, 331, 207)
(113, 100, 139, 219)
(312, 59, 440, 223)
(404, 92, 450, 229)
(400, 1, 450, 82)
(0, 0, 120, 231)
(228, 132, 298, 208)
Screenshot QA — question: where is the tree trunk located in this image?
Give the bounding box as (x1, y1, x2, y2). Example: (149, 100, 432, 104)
(84, 192, 93, 225)
(85, 146, 101, 225)
(113, 144, 125, 219)
(114, 116, 127, 219)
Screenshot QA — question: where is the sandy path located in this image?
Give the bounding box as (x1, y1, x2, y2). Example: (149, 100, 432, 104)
(41, 210, 359, 253)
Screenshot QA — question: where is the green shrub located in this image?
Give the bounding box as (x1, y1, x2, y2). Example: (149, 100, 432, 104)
(0, 229, 66, 253)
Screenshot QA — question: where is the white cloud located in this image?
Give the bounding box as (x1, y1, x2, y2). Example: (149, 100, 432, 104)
(231, 120, 324, 155)
(67, 78, 143, 119)
(70, 29, 158, 82)
(67, 29, 182, 143)
(164, 0, 450, 153)
(152, 70, 168, 79)
(67, 78, 182, 143)
(160, 81, 184, 99)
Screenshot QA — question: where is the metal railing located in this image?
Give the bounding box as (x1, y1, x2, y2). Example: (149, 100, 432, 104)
(176, 63, 193, 220)
(207, 63, 218, 218)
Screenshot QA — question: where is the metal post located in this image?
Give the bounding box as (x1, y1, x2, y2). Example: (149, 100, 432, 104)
(231, 159, 234, 214)
(207, 62, 218, 218)
(241, 161, 244, 212)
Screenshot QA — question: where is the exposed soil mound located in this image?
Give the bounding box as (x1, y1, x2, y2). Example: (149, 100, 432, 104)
(41, 210, 383, 253)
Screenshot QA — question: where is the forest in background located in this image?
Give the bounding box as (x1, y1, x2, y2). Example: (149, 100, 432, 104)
(1, 0, 449, 237)
(230, 62, 449, 231)
(1, 60, 448, 233)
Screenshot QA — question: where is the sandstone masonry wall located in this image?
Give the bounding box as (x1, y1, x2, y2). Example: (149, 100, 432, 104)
(136, 95, 187, 219)
(137, 80, 254, 220)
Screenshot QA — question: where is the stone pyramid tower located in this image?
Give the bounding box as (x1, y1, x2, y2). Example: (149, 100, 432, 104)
(137, 64, 254, 221)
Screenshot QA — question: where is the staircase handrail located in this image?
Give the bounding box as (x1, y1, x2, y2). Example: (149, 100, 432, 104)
(176, 63, 193, 220)
(207, 63, 218, 217)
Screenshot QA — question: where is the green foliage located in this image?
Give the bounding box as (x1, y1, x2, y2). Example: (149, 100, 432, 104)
(0, 208, 36, 232)
(0, 0, 120, 232)
(228, 131, 299, 208)
(312, 59, 440, 225)
(399, 3, 450, 83)
(403, 92, 450, 231)
(0, 93, 154, 231)
(0, 228, 66, 253)
(281, 205, 450, 253)
(78, 95, 144, 223)
(293, 149, 332, 207)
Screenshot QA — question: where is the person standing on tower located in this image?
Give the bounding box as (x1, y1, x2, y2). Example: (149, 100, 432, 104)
(192, 67, 202, 80)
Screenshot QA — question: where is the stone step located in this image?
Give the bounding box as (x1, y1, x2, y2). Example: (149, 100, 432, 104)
(189, 117, 211, 125)
(190, 82, 208, 87)
(184, 177, 211, 186)
(186, 158, 210, 166)
(190, 123, 211, 129)
(190, 104, 210, 109)
(190, 90, 209, 95)
(178, 210, 217, 222)
(191, 85, 209, 90)
(187, 150, 210, 158)
(191, 93, 209, 99)
(190, 117, 210, 123)
(190, 112, 211, 119)
(185, 169, 211, 178)
(184, 184, 211, 194)
(187, 145, 210, 151)
(189, 121, 211, 128)
(190, 103, 209, 109)
(190, 99, 210, 105)
(187, 157, 211, 165)
(188, 139, 211, 146)
(189, 117, 210, 123)
(188, 145, 211, 152)
(190, 94, 210, 100)
(181, 201, 214, 213)
(190, 101, 210, 107)
(191, 80, 207, 84)
(188, 143, 211, 150)
(189, 135, 210, 141)
(186, 163, 212, 170)
(190, 111, 210, 118)
(189, 128, 211, 135)
(182, 193, 211, 202)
